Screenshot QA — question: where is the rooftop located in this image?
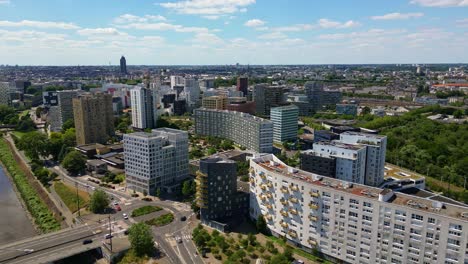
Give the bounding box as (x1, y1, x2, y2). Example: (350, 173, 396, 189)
(314, 140, 366, 151)
(196, 108, 272, 124)
(384, 163, 425, 181)
(252, 154, 468, 221)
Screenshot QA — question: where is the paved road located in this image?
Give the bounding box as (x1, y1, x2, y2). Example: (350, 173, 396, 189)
(0, 224, 100, 264)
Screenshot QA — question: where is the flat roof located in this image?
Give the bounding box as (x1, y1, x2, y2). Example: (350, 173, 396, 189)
(384, 163, 425, 181)
(252, 154, 468, 221)
(76, 143, 106, 151)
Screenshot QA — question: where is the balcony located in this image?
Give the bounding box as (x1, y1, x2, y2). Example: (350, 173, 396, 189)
(249, 178, 255, 184)
(280, 187, 289, 194)
(309, 215, 318, 222)
(267, 181, 273, 188)
(259, 172, 266, 179)
(290, 185, 299, 192)
(280, 221, 288, 228)
(266, 204, 273, 209)
(309, 203, 319, 210)
(308, 238, 317, 246)
(265, 214, 273, 221)
(260, 184, 267, 190)
(249, 167, 254, 174)
(310, 191, 319, 197)
(266, 192, 273, 199)
(289, 208, 298, 215)
(260, 195, 267, 201)
(289, 197, 299, 204)
(280, 210, 289, 217)
(280, 198, 288, 205)
(288, 230, 298, 238)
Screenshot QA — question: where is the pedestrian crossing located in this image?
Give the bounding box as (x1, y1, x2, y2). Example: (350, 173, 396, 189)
(166, 234, 192, 242)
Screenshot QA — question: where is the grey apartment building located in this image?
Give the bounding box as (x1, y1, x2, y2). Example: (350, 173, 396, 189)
(123, 128, 189, 195)
(194, 108, 273, 153)
(253, 84, 285, 116)
(48, 90, 80, 132)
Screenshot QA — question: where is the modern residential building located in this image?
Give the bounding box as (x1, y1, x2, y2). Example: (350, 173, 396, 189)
(194, 108, 273, 153)
(170, 75, 184, 89)
(270, 105, 299, 144)
(253, 84, 285, 116)
(48, 90, 80, 132)
(249, 154, 468, 264)
(0, 82, 11, 106)
(292, 81, 342, 115)
(42, 91, 58, 106)
(336, 103, 358, 116)
(14, 80, 31, 93)
(173, 99, 187, 116)
(73, 93, 114, 145)
(313, 130, 339, 143)
(120, 56, 127, 75)
(130, 86, 154, 129)
(196, 157, 237, 228)
(339, 132, 387, 187)
(123, 128, 189, 194)
(237, 76, 248, 96)
(300, 151, 336, 178)
(183, 78, 200, 109)
(202, 96, 228, 110)
(307, 141, 367, 184)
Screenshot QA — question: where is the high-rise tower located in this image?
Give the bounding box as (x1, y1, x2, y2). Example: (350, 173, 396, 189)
(120, 56, 127, 75)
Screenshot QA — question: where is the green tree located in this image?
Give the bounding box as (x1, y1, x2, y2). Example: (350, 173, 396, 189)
(361, 106, 371, 115)
(62, 119, 75, 131)
(61, 151, 86, 175)
(128, 223, 154, 257)
(16, 118, 35, 132)
(453, 110, 463, 119)
(182, 180, 195, 197)
(256, 215, 268, 234)
(47, 132, 64, 160)
(89, 189, 109, 213)
(0, 105, 15, 124)
(17, 131, 48, 160)
(62, 128, 76, 147)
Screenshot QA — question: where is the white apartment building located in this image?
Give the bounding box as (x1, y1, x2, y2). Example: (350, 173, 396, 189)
(170, 75, 184, 89)
(130, 86, 154, 129)
(184, 78, 201, 109)
(271, 105, 299, 144)
(194, 108, 273, 153)
(250, 154, 468, 264)
(123, 128, 189, 194)
(0, 82, 12, 106)
(339, 132, 387, 187)
(311, 141, 367, 184)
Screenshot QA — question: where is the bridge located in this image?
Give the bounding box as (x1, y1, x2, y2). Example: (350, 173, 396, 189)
(0, 224, 103, 264)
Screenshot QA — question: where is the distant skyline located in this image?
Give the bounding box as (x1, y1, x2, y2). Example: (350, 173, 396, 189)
(0, 0, 467, 65)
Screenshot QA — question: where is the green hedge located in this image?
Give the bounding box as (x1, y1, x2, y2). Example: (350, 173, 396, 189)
(0, 139, 60, 232)
(131, 205, 163, 217)
(145, 213, 174, 227)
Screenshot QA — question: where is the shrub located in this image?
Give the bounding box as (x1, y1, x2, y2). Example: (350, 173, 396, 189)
(131, 205, 162, 217)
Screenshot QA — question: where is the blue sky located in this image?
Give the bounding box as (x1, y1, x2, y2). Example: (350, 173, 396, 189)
(0, 0, 467, 65)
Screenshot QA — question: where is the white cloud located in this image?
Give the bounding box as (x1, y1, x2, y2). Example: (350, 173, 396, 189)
(273, 24, 314, 32)
(244, 19, 265, 27)
(160, 0, 256, 15)
(258, 31, 287, 39)
(371, 12, 424, 20)
(0, 20, 79, 29)
(0, 0, 10, 5)
(203, 15, 220, 20)
(191, 32, 224, 44)
(114, 14, 167, 24)
(77, 28, 126, 36)
(318, 19, 361, 29)
(410, 0, 468, 7)
(118, 22, 210, 33)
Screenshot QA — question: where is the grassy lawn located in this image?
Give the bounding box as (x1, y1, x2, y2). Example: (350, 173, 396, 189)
(11, 131, 27, 139)
(267, 235, 332, 263)
(145, 213, 174, 227)
(131, 205, 163, 217)
(54, 181, 90, 213)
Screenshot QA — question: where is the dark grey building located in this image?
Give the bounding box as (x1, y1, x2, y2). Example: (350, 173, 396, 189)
(42, 91, 58, 106)
(120, 56, 127, 75)
(197, 157, 238, 231)
(314, 130, 339, 143)
(303, 81, 342, 112)
(300, 150, 336, 178)
(15, 80, 31, 93)
(173, 99, 186, 116)
(253, 84, 285, 116)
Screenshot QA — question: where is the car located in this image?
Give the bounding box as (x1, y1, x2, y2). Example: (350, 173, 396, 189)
(115, 205, 121, 211)
(124, 229, 129, 235)
(176, 237, 182, 243)
(104, 234, 113, 239)
(123, 213, 128, 219)
(180, 216, 187, 221)
(113, 201, 118, 205)
(82, 239, 93, 245)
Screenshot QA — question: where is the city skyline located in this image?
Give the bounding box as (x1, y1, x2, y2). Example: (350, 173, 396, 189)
(0, 0, 467, 65)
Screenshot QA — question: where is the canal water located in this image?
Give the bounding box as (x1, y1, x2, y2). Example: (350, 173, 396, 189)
(0, 166, 36, 244)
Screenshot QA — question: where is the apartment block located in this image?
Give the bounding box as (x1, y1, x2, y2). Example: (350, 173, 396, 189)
(130, 86, 154, 129)
(123, 128, 189, 194)
(48, 90, 80, 132)
(271, 104, 299, 143)
(0, 82, 12, 106)
(253, 84, 285, 116)
(202, 96, 228, 110)
(249, 154, 468, 264)
(339, 132, 387, 187)
(73, 93, 114, 145)
(194, 108, 273, 153)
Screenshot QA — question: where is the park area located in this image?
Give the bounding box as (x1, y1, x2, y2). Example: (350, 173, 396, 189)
(53, 181, 90, 213)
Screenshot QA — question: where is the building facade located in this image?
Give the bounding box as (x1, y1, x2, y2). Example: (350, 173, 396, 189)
(73, 93, 114, 145)
(194, 108, 273, 153)
(130, 86, 154, 129)
(336, 103, 358, 116)
(237, 77, 248, 97)
(48, 90, 80, 132)
(250, 154, 468, 264)
(120, 56, 127, 75)
(300, 151, 336, 178)
(303, 81, 342, 112)
(253, 84, 285, 116)
(0, 82, 12, 106)
(202, 96, 228, 110)
(123, 128, 189, 194)
(271, 105, 299, 144)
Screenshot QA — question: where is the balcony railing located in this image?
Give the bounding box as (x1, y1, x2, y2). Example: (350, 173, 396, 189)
(266, 192, 273, 199)
(280, 187, 289, 193)
(260, 184, 267, 190)
(280, 210, 289, 217)
(290, 185, 299, 192)
(280, 198, 288, 205)
(249, 178, 255, 184)
(260, 195, 267, 201)
(288, 231, 298, 238)
(309, 215, 318, 222)
(265, 214, 273, 221)
(308, 238, 317, 246)
(266, 204, 273, 209)
(267, 181, 273, 188)
(289, 208, 298, 215)
(309, 203, 319, 210)
(280, 221, 288, 228)
(310, 191, 319, 197)
(289, 197, 298, 204)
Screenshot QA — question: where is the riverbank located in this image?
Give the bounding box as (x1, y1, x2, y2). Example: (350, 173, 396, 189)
(0, 166, 37, 244)
(0, 137, 60, 233)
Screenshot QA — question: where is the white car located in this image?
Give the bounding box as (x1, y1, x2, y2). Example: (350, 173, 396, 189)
(123, 213, 128, 219)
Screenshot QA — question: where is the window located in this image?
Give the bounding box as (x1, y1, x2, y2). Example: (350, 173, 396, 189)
(428, 217, 435, 224)
(411, 214, 423, 221)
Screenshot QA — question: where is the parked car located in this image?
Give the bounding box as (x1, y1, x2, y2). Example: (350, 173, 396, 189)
(104, 234, 113, 239)
(180, 216, 187, 221)
(115, 205, 121, 211)
(123, 213, 128, 220)
(82, 239, 93, 245)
